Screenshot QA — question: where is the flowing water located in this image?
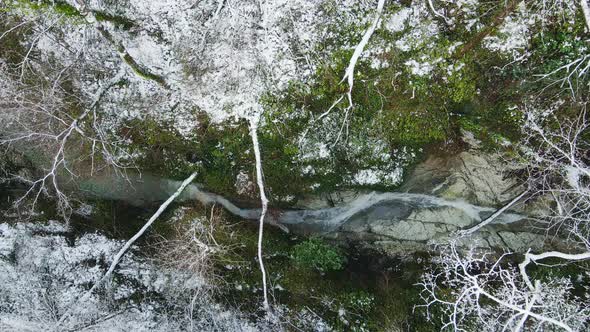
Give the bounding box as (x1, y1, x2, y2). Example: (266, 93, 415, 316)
(77, 173, 527, 237)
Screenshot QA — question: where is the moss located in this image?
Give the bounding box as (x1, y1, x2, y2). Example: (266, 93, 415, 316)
(123, 117, 200, 180)
(291, 238, 347, 272)
(0, 18, 28, 66)
(121, 53, 167, 86)
(200, 209, 437, 331)
(380, 103, 449, 147)
(457, 99, 524, 150)
(69, 198, 165, 240)
(51, 1, 81, 17)
(260, 49, 429, 193)
(123, 113, 312, 204)
(527, 258, 590, 297)
(8, 0, 84, 20)
(93, 11, 135, 30)
(447, 64, 478, 103)
(197, 120, 254, 197)
(257, 3, 529, 194)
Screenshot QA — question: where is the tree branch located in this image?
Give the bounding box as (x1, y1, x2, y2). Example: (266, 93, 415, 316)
(249, 117, 270, 311)
(55, 172, 198, 329)
(519, 250, 590, 290)
(341, 0, 385, 107)
(459, 189, 529, 236)
(580, 0, 590, 31)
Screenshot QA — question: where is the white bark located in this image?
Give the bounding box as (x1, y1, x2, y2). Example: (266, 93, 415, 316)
(459, 190, 528, 236)
(519, 250, 590, 290)
(477, 285, 572, 332)
(580, 0, 590, 31)
(340, 0, 386, 107)
(513, 285, 540, 332)
(2, 66, 128, 218)
(214, 0, 226, 18)
(420, 246, 581, 332)
(249, 117, 270, 311)
(427, 0, 451, 24)
(324, 0, 386, 147)
(55, 172, 198, 328)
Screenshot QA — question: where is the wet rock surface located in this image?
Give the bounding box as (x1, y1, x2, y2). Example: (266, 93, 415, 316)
(70, 146, 562, 256)
(291, 147, 561, 256)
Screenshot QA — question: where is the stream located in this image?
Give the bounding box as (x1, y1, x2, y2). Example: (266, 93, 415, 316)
(78, 173, 527, 238)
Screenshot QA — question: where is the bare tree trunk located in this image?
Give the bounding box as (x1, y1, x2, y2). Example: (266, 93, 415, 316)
(249, 117, 270, 311)
(55, 172, 198, 329)
(459, 190, 528, 236)
(427, 0, 451, 24)
(581, 0, 590, 31)
(519, 250, 590, 290)
(341, 0, 385, 107)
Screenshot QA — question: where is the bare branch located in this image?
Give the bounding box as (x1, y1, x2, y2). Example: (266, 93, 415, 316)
(580, 0, 590, 31)
(460, 190, 529, 236)
(55, 172, 198, 329)
(427, 0, 451, 24)
(340, 0, 385, 107)
(249, 116, 270, 311)
(519, 249, 590, 290)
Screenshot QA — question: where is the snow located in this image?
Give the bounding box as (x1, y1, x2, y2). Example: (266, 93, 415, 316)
(235, 171, 254, 196)
(385, 8, 412, 32)
(14, 0, 370, 144)
(125, 31, 180, 76)
(301, 165, 315, 175)
(405, 59, 434, 77)
(88, 0, 327, 123)
(391, 2, 439, 53)
(0, 220, 273, 331)
(74, 203, 94, 217)
(352, 168, 403, 186)
(301, 141, 331, 160)
(483, 2, 531, 60)
(566, 165, 583, 191)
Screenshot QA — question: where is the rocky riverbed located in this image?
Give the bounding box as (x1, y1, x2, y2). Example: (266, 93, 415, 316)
(70, 143, 566, 258)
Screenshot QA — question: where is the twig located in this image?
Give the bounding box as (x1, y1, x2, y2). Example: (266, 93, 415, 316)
(54, 172, 198, 329)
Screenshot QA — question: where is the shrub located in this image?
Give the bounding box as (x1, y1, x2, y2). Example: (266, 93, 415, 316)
(291, 238, 346, 272)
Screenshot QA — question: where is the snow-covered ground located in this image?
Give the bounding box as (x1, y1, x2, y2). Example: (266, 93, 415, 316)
(0, 220, 269, 331)
(10, 0, 379, 136)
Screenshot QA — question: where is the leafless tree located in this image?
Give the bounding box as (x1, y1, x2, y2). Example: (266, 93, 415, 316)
(421, 100, 590, 331)
(419, 244, 589, 331)
(55, 172, 197, 329)
(0, 10, 136, 220)
(1, 67, 131, 216)
(530, 0, 590, 98)
(302, 0, 386, 148)
(418, 1, 590, 328)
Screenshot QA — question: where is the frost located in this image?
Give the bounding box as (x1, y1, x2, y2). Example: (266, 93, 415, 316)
(14, 0, 369, 143)
(352, 168, 403, 186)
(393, 2, 439, 53)
(484, 2, 531, 60)
(0, 221, 274, 331)
(301, 165, 315, 175)
(235, 171, 254, 196)
(565, 165, 590, 192)
(301, 141, 331, 160)
(385, 8, 412, 32)
(405, 59, 434, 77)
(74, 203, 94, 217)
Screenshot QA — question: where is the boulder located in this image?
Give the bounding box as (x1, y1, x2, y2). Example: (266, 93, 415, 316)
(311, 145, 567, 256)
(401, 150, 522, 206)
